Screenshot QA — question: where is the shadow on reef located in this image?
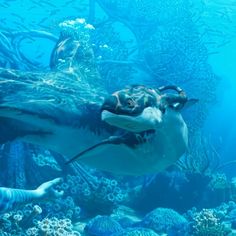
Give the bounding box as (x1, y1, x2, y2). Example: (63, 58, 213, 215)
(2, 140, 236, 235)
(125, 133, 236, 214)
(130, 171, 216, 213)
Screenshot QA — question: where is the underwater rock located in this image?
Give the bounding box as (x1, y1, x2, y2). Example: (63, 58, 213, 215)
(85, 215, 123, 236)
(139, 207, 188, 234)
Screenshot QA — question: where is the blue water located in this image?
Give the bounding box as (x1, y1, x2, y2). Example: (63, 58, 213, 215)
(1, 0, 236, 235)
(206, 39, 236, 166)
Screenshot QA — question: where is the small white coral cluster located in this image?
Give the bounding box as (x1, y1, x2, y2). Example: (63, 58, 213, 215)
(0, 204, 43, 236)
(32, 150, 61, 171)
(27, 217, 81, 236)
(192, 209, 229, 236)
(59, 18, 94, 31)
(0, 201, 83, 236)
(59, 18, 95, 41)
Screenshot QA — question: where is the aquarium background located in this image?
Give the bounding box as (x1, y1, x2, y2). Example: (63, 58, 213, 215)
(1, 0, 236, 235)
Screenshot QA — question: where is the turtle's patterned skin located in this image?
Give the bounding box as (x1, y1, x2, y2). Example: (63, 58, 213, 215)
(102, 85, 188, 117)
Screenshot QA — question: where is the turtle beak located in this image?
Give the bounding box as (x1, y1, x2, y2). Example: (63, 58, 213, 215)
(101, 107, 161, 132)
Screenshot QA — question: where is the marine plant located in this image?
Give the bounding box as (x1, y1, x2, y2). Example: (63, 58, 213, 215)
(176, 132, 221, 175)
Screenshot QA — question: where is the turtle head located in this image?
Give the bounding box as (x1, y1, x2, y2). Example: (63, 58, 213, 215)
(101, 85, 163, 132)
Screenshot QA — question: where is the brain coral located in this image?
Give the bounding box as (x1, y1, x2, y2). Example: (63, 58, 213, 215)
(112, 227, 160, 236)
(85, 215, 123, 236)
(140, 208, 188, 234)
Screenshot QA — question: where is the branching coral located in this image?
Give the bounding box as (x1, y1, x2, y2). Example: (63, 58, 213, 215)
(192, 208, 230, 236)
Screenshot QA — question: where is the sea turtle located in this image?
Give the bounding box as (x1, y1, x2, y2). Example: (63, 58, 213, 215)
(66, 84, 198, 175)
(0, 19, 197, 175)
(101, 84, 193, 133)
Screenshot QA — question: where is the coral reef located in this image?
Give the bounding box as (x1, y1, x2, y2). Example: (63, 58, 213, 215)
(85, 215, 123, 235)
(32, 150, 61, 172)
(139, 207, 188, 234)
(209, 173, 229, 191)
(61, 173, 128, 215)
(41, 196, 79, 220)
(111, 205, 141, 228)
(191, 208, 231, 236)
(112, 227, 159, 236)
(0, 203, 81, 236)
(0, 0, 233, 235)
(27, 217, 80, 236)
(0, 204, 42, 236)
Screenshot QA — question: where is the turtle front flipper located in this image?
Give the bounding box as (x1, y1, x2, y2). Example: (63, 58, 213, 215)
(66, 131, 154, 165)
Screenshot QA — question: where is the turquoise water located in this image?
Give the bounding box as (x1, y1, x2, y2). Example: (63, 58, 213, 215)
(0, 0, 236, 235)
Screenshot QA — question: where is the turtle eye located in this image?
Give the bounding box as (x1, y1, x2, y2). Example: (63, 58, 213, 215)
(126, 98, 135, 108)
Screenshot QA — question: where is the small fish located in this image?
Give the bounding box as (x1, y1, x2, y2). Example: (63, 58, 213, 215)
(40, 0, 57, 8)
(35, 52, 45, 59)
(65, 0, 75, 5)
(30, 0, 45, 8)
(38, 17, 49, 25)
(0, 2, 10, 8)
(27, 5, 37, 11)
(14, 22, 30, 31)
(11, 13, 25, 22)
(49, 9, 59, 16)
